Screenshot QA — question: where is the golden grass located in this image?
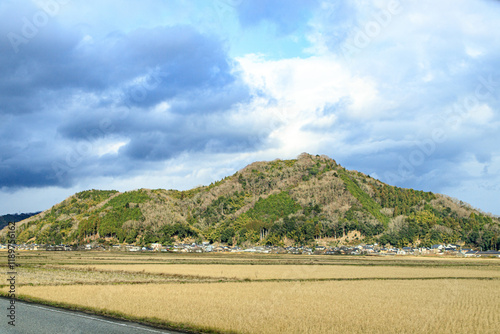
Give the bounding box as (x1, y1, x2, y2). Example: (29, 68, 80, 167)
(4, 252, 499, 333)
(4, 252, 500, 333)
(0, 266, 219, 286)
(12, 279, 500, 334)
(63, 263, 500, 280)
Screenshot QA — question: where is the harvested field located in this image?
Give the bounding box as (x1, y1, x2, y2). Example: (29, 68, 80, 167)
(2, 251, 499, 333)
(12, 279, 500, 334)
(64, 263, 500, 280)
(1, 266, 226, 286)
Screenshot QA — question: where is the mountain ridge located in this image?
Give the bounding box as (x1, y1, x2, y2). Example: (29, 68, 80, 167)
(2, 153, 499, 250)
(0, 212, 41, 230)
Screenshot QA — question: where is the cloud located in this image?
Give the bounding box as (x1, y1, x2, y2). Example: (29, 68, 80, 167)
(0, 5, 262, 189)
(231, 1, 500, 214)
(1, 0, 500, 216)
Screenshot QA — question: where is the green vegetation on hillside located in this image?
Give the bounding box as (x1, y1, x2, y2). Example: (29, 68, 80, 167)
(374, 185, 435, 216)
(378, 208, 500, 249)
(195, 191, 249, 226)
(339, 171, 390, 226)
(2, 154, 499, 250)
(244, 191, 302, 224)
(77, 189, 151, 242)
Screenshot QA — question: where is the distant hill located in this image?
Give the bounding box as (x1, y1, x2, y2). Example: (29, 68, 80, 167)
(0, 212, 41, 230)
(1, 153, 499, 250)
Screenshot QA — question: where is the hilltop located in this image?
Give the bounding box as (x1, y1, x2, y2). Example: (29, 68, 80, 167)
(2, 153, 499, 250)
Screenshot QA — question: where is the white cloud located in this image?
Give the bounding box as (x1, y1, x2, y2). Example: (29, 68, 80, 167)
(96, 140, 129, 157)
(237, 53, 385, 121)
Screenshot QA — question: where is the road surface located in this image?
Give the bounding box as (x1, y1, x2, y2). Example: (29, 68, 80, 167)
(0, 297, 185, 334)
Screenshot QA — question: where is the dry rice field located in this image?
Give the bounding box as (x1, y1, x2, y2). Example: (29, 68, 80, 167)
(2, 251, 499, 333)
(12, 280, 500, 334)
(65, 263, 500, 280)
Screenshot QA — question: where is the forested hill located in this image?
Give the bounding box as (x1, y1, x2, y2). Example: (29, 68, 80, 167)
(2, 153, 499, 250)
(0, 212, 41, 230)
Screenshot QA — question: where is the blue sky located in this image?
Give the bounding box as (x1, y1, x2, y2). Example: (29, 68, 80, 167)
(1, 0, 499, 215)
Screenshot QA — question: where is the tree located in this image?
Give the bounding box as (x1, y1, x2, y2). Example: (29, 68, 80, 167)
(125, 230, 138, 244)
(221, 227, 235, 245)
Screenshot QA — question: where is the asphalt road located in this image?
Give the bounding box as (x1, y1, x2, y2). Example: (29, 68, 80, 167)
(0, 297, 185, 334)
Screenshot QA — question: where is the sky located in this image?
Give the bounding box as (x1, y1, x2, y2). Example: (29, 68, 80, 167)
(0, 0, 499, 216)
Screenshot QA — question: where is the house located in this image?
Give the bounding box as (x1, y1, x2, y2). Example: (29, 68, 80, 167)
(214, 246, 226, 252)
(385, 248, 397, 255)
(460, 248, 473, 255)
(150, 243, 162, 251)
(325, 249, 338, 255)
(402, 247, 413, 253)
(443, 247, 458, 253)
(430, 244, 444, 253)
(477, 250, 500, 258)
(46, 245, 67, 251)
(418, 247, 430, 254)
(189, 246, 203, 253)
(362, 245, 375, 253)
(464, 250, 478, 257)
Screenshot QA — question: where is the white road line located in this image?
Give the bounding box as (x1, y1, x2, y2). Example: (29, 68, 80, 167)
(21, 302, 169, 333)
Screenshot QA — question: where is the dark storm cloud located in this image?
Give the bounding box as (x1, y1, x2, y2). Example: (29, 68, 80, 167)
(0, 2, 83, 114)
(120, 125, 261, 162)
(58, 106, 267, 164)
(116, 26, 243, 108)
(1, 22, 242, 112)
(0, 138, 70, 188)
(0, 3, 258, 189)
